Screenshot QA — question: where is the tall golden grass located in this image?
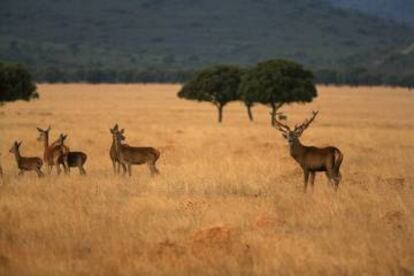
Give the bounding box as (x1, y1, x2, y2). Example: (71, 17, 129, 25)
(0, 84, 413, 275)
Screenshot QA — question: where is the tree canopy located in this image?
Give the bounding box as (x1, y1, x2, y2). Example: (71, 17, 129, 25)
(239, 59, 317, 125)
(178, 65, 243, 122)
(0, 62, 38, 105)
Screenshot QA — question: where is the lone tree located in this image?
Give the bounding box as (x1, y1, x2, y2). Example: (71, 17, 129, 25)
(178, 65, 243, 123)
(0, 62, 38, 105)
(239, 59, 317, 125)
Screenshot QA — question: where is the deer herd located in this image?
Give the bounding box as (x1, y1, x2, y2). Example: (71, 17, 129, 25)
(0, 111, 343, 192)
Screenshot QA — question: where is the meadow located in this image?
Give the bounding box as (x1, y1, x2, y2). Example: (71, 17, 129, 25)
(0, 84, 413, 275)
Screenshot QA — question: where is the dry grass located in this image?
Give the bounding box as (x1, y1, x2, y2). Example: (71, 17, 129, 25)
(0, 84, 414, 275)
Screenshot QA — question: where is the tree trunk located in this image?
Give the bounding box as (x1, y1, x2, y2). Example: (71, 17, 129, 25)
(246, 104, 254, 122)
(217, 104, 224, 123)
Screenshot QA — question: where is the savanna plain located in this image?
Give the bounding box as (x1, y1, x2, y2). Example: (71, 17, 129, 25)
(0, 84, 413, 275)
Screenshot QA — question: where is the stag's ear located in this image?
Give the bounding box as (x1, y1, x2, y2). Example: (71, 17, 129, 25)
(47, 125, 51, 131)
(120, 129, 125, 134)
(37, 127, 43, 132)
(17, 141, 23, 147)
(114, 124, 119, 131)
(282, 133, 288, 139)
(110, 128, 114, 134)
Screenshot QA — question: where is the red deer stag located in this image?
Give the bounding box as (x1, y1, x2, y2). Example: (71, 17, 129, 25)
(109, 124, 126, 174)
(55, 134, 88, 175)
(272, 111, 343, 192)
(110, 127, 160, 177)
(37, 126, 68, 175)
(9, 141, 44, 177)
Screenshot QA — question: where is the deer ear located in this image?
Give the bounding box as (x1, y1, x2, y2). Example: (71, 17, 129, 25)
(120, 129, 125, 134)
(282, 133, 288, 139)
(18, 141, 23, 147)
(114, 124, 119, 131)
(47, 125, 51, 131)
(110, 128, 114, 134)
(37, 127, 43, 132)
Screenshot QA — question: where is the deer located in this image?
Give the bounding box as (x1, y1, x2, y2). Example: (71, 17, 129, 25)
(109, 124, 126, 174)
(36, 126, 69, 175)
(9, 141, 44, 178)
(272, 111, 343, 192)
(55, 134, 88, 175)
(110, 127, 160, 177)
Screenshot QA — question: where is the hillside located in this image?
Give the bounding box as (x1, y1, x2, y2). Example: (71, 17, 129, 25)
(1, 0, 414, 75)
(329, 0, 414, 27)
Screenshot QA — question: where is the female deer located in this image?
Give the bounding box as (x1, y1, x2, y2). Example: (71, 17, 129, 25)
(9, 141, 44, 177)
(111, 127, 160, 177)
(273, 111, 343, 192)
(55, 134, 88, 175)
(37, 126, 68, 175)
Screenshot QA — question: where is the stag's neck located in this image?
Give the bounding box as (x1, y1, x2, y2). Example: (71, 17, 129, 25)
(43, 135, 50, 161)
(289, 139, 306, 161)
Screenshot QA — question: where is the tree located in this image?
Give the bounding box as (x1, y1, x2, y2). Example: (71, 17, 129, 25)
(239, 59, 317, 125)
(177, 65, 243, 123)
(0, 62, 38, 105)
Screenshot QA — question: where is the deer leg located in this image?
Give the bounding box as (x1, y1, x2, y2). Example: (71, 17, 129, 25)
(127, 163, 132, 177)
(303, 170, 310, 193)
(47, 164, 53, 175)
(112, 160, 117, 174)
(309, 172, 315, 191)
(121, 163, 127, 175)
(148, 161, 159, 177)
(35, 167, 44, 178)
(79, 165, 86, 176)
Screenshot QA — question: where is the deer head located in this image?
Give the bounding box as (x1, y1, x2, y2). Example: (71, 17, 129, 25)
(273, 111, 319, 145)
(37, 125, 51, 142)
(9, 141, 22, 154)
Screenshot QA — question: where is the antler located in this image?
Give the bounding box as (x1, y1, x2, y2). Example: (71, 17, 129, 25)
(294, 111, 319, 135)
(271, 112, 291, 133)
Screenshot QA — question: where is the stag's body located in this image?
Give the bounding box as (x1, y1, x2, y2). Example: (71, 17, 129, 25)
(37, 126, 68, 175)
(55, 134, 88, 175)
(273, 111, 343, 192)
(111, 128, 160, 177)
(9, 141, 44, 177)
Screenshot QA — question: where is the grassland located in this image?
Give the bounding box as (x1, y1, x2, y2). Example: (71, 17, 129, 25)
(0, 84, 413, 275)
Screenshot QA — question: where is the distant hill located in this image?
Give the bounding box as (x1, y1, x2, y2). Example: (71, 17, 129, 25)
(329, 0, 414, 27)
(1, 0, 414, 77)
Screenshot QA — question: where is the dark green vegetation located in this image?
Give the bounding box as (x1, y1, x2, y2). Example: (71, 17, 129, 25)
(0, 63, 38, 104)
(178, 65, 243, 123)
(1, 0, 414, 86)
(240, 60, 317, 125)
(178, 60, 317, 123)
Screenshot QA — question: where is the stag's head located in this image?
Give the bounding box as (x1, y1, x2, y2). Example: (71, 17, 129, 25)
(9, 141, 22, 154)
(36, 126, 51, 142)
(273, 111, 319, 145)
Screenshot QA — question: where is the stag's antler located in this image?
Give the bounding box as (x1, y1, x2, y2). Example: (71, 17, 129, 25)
(271, 112, 291, 133)
(294, 111, 319, 135)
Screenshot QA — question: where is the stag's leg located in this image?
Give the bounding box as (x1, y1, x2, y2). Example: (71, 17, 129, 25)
(309, 172, 315, 191)
(303, 170, 310, 193)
